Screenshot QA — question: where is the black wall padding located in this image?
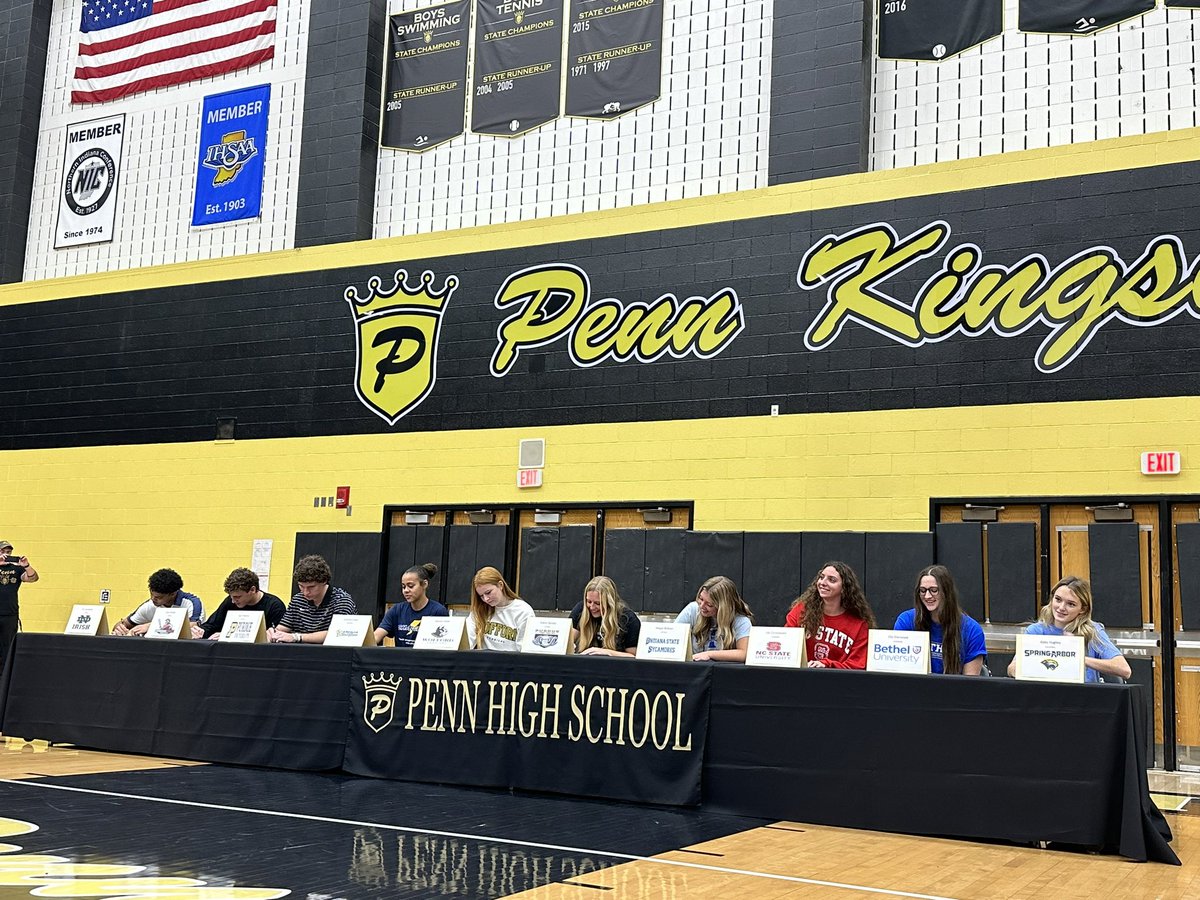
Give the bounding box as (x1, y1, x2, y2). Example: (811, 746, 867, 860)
(292, 531, 378, 615)
(476, 525, 509, 577)
(519, 527, 559, 610)
(446, 526, 478, 606)
(1175, 523, 1200, 631)
(557, 526, 595, 611)
(1088, 523, 1143, 629)
(1128, 658, 1156, 763)
(800, 533, 866, 588)
(604, 529, 646, 611)
(383, 526, 445, 607)
(414, 527, 446, 604)
(935, 523, 985, 620)
(385, 526, 417, 606)
(294, 532, 383, 617)
(684, 532, 745, 599)
(986, 523, 1038, 624)
(293, 533, 329, 578)
(742, 532, 803, 627)
(865, 532, 933, 629)
(644, 529, 687, 613)
(334, 533, 382, 618)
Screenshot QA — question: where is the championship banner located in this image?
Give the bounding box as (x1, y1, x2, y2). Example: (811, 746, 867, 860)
(55, 114, 125, 249)
(192, 85, 270, 227)
(471, 0, 566, 137)
(347, 650, 711, 805)
(565, 0, 664, 119)
(878, 0, 1003, 62)
(1018, 0, 1155, 35)
(382, 1, 471, 151)
(1165, 0, 1200, 7)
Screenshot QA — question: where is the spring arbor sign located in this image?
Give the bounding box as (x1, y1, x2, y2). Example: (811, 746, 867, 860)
(347, 223, 1199, 424)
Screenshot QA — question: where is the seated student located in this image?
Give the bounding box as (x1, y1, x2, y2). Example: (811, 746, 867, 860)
(267, 555, 356, 644)
(1007, 575, 1131, 682)
(675, 575, 753, 662)
(374, 563, 449, 648)
(194, 567, 285, 639)
(570, 575, 640, 657)
(466, 566, 533, 652)
(893, 565, 986, 675)
(785, 561, 875, 669)
(112, 568, 203, 636)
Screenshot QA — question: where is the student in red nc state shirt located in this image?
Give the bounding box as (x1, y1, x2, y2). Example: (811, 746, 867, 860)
(785, 561, 877, 669)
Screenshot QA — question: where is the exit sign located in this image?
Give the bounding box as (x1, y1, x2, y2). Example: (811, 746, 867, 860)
(1141, 451, 1181, 475)
(517, 468, 543, 488)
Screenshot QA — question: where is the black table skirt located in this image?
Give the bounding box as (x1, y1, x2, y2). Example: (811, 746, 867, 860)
(0, 633, 1177, 864)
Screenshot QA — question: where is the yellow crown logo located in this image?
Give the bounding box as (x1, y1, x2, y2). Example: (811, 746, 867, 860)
(344, 269, 459, 319)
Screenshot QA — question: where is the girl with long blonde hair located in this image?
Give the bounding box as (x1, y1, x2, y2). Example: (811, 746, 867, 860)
(675, 575, 754, 662)
(571, 575, 640, 656)
(1007, 576, 1131, 682)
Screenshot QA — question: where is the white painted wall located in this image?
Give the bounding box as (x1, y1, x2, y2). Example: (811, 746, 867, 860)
(871, 1, 1200, 170)
(373, 0, 775, 237)
(23, 0, 311, 281)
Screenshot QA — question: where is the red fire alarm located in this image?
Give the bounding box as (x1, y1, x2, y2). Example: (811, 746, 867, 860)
(335, 486, 351, 508)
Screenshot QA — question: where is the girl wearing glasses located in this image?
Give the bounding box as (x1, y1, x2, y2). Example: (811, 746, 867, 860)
(894, 565, 987, 675)
(785, 561, 876, 668)
(1006, 576, 1131, 682)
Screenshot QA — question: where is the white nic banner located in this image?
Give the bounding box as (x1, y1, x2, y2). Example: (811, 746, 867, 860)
(55, 114, 125, 249)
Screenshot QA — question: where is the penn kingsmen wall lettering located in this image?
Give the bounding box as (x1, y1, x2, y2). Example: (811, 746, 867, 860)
(490, 263, 744, 376)
(798, 221, 1200, 374)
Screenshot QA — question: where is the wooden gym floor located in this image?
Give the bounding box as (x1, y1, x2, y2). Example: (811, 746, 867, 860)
(0, 738, 1198, 899)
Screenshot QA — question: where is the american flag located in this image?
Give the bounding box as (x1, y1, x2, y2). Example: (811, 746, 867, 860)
(72, 0, 277, 104)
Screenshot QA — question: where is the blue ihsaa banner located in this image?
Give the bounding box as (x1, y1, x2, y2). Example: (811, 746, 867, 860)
(191, 84, 270, 226)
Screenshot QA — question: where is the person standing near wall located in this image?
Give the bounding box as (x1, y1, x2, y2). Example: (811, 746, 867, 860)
(0, 540, 38, 671)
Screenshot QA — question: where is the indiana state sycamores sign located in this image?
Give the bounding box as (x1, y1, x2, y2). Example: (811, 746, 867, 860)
(345, 223, 1197, 425)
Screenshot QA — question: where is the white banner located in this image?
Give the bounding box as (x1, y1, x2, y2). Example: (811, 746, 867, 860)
(55, 114, 125, 249)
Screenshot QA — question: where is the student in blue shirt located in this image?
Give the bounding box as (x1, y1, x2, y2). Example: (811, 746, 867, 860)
(374, 563, 449, 648)
(675, 575, 754, 662)
(1006, 576, 1131, 683)
(894, 565, 986, 675)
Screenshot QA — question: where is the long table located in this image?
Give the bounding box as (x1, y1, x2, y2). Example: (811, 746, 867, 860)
(0, 633, 1177, 864)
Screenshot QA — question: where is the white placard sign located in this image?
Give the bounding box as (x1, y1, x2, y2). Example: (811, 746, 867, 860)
(521, 617, 574, 655)
(64, 604, 108, 636)
(745, 626, 807, 668)
(251, 538, 273, 596)
(55, 114, 125, 248)
(866, 629, 931, 674)
(635, 622, 693, 661)
(146, 606, 190, 640)
(325, 614, 375, 647)
(221, 610, 267, 643)
(1015, 633, 1086, 683)
(412, 615, 469, 651)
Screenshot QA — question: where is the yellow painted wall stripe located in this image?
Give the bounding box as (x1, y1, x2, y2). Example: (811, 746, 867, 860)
(4, 126, 1199, 307)
(5, 395, 1199, 632)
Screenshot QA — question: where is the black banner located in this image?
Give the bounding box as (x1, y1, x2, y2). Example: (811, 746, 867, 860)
(382, 1, 471, 151)
(1018, 0, 1155, 35)
(1165, 0, 1200, 7)
(565, 0, 664, 119)
(346, 649, 711, 806)
(878, 0, 1002, 61)
(471, 0, 565, 136)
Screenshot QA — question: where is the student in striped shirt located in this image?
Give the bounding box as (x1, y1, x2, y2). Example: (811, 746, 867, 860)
(268, 555, 356, 644)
